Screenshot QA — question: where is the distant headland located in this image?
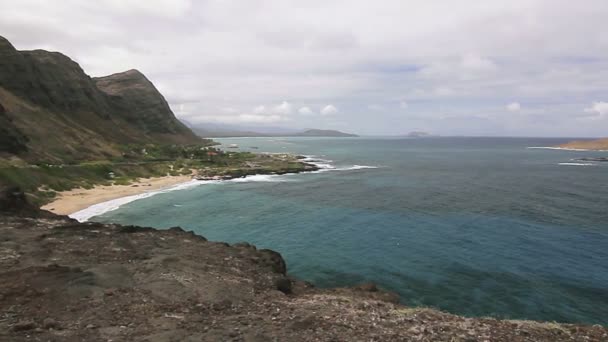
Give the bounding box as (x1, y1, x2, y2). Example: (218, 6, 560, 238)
(556, 137, 608, 151)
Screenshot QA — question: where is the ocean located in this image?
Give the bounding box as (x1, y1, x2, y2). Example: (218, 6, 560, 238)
(82, 137, 608, 325)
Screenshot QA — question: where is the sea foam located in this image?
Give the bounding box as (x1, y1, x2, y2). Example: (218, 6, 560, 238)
(528, 146, 608, 152)
(71, 156, 377, 222)
(69, 180, 207, 222)
(301, 156, 378, 172)
(558, 163, 596, 166)
(69, 173, 294, 222)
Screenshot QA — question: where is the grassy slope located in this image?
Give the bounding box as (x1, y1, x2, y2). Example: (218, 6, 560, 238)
(0, 145, 310, 206)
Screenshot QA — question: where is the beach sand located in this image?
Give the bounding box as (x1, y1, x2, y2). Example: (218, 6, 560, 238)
(41, 175, 193, 216)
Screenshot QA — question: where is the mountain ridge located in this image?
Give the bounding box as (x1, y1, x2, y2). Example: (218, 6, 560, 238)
(0, 35, 200, 163)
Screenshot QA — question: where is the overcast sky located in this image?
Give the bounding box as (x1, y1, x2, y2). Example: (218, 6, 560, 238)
(1, 0, 608, 136)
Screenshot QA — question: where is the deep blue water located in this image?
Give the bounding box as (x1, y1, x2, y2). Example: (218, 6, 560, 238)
(92, 137, 608, 325)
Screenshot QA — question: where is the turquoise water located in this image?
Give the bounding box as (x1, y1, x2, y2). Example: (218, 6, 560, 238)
(92, 137, 608, 325)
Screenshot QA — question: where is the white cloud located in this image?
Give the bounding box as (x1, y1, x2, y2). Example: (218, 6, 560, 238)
(321, 104, 339, 115)
(434, 87, 455, 97)
(584, 101, 608, 116)
(99, 0, 192, 17)
(461, 53, 497, 72)
(253, 105, 267, 114)
(368, 104, 384, 111)
(2, 0, 608, 135)
(400, 101, 408, 109)
(506, 102, 521, 112)
(298, 106, 314, 115)
(237, 114, 285, 123)
(219, 107, 238, 114)
(273, 101, 293, 115)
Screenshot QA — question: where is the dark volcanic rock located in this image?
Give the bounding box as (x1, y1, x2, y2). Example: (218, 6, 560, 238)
(0, 103, 28, 154)
(578, 157, 608, 162)
(258, 248, 287, 274)
(0, 186, 41, 216)
(0, 207, 606, 341)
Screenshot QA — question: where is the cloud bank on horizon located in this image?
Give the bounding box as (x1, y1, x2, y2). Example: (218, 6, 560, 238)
(1, 0, 607, 136)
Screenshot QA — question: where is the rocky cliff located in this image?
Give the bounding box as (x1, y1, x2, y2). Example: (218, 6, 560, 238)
(94, 69, 195, 138)
(0, 35, 200, 162)
(0, 188, 606, 341)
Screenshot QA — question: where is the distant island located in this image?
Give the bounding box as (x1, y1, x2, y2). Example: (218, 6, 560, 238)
(294, 129, 358, 137)
(557, 137, 608, 150)
(194, 126, 358, 138)
(405, 131, 434, 138)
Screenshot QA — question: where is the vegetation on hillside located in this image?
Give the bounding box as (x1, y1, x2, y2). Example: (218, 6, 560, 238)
(0, 143, 314, 206)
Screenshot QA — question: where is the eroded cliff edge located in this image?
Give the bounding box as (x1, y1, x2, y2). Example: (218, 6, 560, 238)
(0, 188, 606, 342)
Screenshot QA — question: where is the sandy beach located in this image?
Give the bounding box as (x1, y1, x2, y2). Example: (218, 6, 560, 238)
(41, 175, 193, 216)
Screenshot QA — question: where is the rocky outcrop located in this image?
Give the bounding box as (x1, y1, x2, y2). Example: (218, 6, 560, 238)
(0, 195, 606, 341)
(0, 102, 28, 154)
(0, 186, 57, 217)
(0, 35, 200, 162)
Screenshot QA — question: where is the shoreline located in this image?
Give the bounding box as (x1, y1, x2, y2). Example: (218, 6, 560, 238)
(527, 146, 608, 152)
(41, 156, 373, 222)
(41, 175, 194, 217)
(42, 161, 323, 222)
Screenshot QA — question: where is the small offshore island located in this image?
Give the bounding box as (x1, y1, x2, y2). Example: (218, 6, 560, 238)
(1, 35, 607, 340)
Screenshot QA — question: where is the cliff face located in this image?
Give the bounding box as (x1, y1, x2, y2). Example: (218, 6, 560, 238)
(0, 36, 112, 118)
(0, 35, 200, 162)
(94, 69, 198, 140)
(0, 189, 606, 341)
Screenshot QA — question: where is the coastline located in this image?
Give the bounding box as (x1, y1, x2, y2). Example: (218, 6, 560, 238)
(527, 146, 608, 152)
(40, 155, 371, 222)
(41, 159, 323, 222)
(41, 175, 193, 217)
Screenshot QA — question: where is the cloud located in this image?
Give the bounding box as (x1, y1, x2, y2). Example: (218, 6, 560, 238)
(506, 102, 521, 112)
(298, 106, 314, 115)
(400, 101, 408, 109)
(220, 107, 238, 114)
(253, 105, 267, 114)
(321, 104, 339, 116)
(368, 104, 384, 111)
(584, 101, 608, 116)
(273, 101, 293, 115)
(2, 0, 608, 135)
(99, 0, 192, 17)
(237, 114, 285, 123)
(461, 53, 497, 72)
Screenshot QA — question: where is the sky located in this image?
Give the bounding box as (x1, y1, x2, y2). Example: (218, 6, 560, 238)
(1, 0, 608, 136)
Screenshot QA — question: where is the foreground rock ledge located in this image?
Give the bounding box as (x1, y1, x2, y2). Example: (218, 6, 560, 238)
(0, 212, 606, 340)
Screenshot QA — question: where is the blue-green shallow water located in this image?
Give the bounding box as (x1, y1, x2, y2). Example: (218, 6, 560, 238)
(92, 137, 608, 325)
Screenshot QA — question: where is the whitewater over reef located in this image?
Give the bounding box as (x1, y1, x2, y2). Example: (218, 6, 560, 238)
(527, 146, 608, 152)
(86, 137, 608, 325)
